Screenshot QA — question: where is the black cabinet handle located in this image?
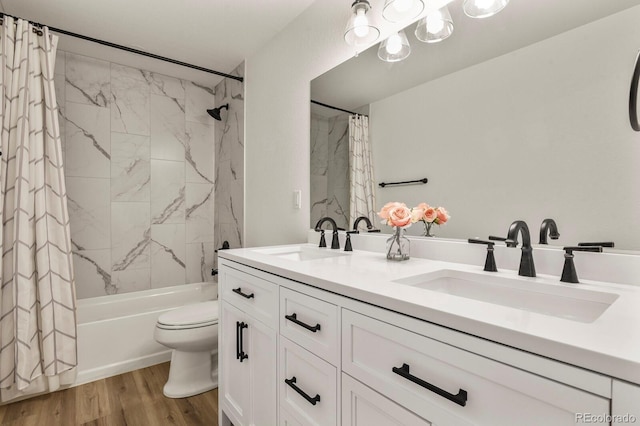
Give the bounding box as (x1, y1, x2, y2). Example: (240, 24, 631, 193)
(237, 321, 248, 362)
(233, 287, 255, 299)
(392, 363, 467, 407)
(285, 376, 320, 406)
(285, 313, 321, 333)
(235, 321, 240, 360)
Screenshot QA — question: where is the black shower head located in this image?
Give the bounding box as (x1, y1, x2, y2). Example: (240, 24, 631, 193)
(207, 103, 229, 121)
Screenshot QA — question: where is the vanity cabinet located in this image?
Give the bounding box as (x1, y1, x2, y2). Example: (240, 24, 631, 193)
(219, 258, 624, 426)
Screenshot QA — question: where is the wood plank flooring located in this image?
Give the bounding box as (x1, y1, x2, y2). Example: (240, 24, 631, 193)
(0, 363, 218, 426)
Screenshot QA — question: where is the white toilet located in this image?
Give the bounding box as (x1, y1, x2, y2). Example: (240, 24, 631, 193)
(154, 300, 219, 398)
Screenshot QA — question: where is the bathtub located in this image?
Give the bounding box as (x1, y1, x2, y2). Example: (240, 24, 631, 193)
(76, 282, 217, 385)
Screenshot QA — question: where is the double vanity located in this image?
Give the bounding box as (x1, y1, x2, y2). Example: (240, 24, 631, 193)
(217, 233, 640, 425)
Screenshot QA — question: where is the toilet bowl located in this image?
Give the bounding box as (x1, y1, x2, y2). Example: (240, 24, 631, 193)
(154, 300, 219, 398)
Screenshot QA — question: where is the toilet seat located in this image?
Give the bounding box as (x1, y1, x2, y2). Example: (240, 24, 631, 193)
(157, 301, 219, 330)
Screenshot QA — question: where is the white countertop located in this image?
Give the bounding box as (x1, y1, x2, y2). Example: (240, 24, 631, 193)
(219, 243, 640, 385)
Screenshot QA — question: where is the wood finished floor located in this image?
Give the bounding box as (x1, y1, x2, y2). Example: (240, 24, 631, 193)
(0, 363, 218, 426)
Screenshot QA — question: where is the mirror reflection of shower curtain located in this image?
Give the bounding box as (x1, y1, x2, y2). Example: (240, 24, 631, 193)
(348, 115, 376, 225)
(0, 17, 77, 402)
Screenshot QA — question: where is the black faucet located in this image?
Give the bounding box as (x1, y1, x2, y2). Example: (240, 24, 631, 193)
(352, 216, 380, 232)
(561, 246, 603, 283)
(315, 217, 340, 249)
(490, 220, 535, 277)
(468, 239, 498, 272)
(539, 218, 560, 244)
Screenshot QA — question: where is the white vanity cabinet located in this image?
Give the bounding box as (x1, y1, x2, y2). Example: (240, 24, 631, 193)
(219, 265, 278, 426)
(218, 257, 632, 426)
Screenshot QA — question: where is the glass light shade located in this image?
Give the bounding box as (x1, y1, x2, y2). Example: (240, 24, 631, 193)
(382, 0, 425, 23)
(463, 0, 510, 18)
(415, 7, 453, 43)
(378, 30, 411, 62)
(344, 0, 380, 47)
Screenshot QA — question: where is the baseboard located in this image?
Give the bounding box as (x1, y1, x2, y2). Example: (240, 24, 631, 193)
(74, 350, 172, 387)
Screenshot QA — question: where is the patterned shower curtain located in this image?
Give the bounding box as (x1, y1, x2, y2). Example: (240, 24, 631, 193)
(348, 114, 376, 226)
(0, 17, 77, 402)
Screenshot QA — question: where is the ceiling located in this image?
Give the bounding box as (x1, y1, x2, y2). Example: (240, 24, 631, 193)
(0, 0, 316, 87)
(311, 0, 640, 116)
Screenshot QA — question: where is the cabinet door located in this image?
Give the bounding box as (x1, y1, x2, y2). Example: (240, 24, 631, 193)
(220, 301, 251, 426)
(220, 301, 277, 426)
(343, 374, 431, 426)
(247, 313, 277, 426)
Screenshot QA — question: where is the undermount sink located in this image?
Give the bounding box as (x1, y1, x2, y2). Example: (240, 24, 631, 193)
(393, 270, 619, 323)
(254, 245, 348, 261)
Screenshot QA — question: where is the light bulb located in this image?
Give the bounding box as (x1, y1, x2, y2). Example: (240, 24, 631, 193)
(426, 11, 444, 33)
(393, 0, 412, 12)
(386, 33, 403, 54)
(353, 9, 370, 38)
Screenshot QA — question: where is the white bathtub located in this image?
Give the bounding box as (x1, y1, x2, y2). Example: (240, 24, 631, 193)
(76, 282, 217, 385)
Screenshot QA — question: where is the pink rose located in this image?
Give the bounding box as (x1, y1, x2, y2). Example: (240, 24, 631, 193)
(416, 202, 430, 212)
(436, 207, 450, 224)
(388, 204, 412, 228)
(423, 207, 438, 223)
(378, 202, 403, 221)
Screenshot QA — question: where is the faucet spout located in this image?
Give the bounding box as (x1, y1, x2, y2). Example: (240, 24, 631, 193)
(506, 220, 536, 277)
(539, 218, 560, 244)
(315, 217, 340, 249)
(352, 216, 374, 232)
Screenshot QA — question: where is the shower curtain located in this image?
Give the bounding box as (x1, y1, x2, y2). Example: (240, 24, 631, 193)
(0, 16, 77, 402)
(348, 114, 376, 226)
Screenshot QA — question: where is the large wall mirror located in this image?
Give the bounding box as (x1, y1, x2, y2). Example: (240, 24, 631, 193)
(311, 0, 640, 251)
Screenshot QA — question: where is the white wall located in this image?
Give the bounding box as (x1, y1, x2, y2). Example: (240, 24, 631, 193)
(371, 6, 640, 249)
(243, 0, 452, 247)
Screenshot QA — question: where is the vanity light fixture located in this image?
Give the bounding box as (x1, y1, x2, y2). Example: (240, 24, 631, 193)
(382, 0, 425, 23)
(378, 30, 411, 62)
(344, 0, 381, 47)
(415, 6, 453, 43)
(463, 0, 510, 19)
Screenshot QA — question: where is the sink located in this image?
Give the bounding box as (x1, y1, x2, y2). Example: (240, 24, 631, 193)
(254, 245, 348, 261)
(393, 270, 619, 323)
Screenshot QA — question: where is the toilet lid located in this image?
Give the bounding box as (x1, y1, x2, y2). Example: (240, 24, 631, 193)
(157, 301, 219, 328)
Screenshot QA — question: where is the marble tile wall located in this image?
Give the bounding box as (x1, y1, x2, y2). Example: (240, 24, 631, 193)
(56, 51, 217, 299)
(310, 113, 350, 230)
(214, 62, 244, 260)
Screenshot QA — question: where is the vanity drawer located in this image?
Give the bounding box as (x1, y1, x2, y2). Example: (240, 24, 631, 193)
(280, 336, 338, 426)
(280, 286, 339, 365)
(342, 373, 431, 426)
(220, 265, 278, 328)
(342, 309, 609, 426)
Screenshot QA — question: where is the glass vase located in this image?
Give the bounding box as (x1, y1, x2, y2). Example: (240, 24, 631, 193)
(386, 227, 410, 261)
(422, 221, 436, 237)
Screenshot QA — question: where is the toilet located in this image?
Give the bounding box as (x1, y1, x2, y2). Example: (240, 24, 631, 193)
(154, 300, 219, 398)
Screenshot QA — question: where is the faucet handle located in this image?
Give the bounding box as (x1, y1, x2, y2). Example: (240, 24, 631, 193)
(578, 241, 615, 248)
(561, 246, 603, 283)
(468, 239, 498, 272)
(331, 230, 340, 250)
(489, 236, 518, 247)
(317, 230, 326, 248)
(345, 230, 358, 252)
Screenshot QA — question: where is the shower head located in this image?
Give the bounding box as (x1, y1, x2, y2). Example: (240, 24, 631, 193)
(207, 103, 229, 121)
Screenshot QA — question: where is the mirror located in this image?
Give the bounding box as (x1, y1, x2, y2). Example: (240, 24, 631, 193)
(311, 0, 640, 251)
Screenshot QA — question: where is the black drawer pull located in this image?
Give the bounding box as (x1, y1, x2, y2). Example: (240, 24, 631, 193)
(232, 287, 255, 299)
(285, 313, 321, 333)
(236, 321, 248, 362)
(285, 376, 320, 406)
(392, 363, 467, 407)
